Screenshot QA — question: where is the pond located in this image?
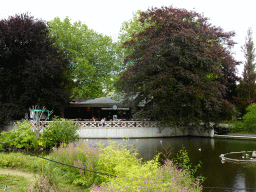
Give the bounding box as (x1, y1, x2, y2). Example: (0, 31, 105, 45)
(83, 137, 256, 192)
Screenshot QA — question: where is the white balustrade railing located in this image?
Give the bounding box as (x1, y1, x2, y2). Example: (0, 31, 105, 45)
(2, 120, 158, 129)
(73, 121, 158, 128)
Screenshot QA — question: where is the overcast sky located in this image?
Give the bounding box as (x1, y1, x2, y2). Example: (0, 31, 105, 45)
(1, 0, 255, 77)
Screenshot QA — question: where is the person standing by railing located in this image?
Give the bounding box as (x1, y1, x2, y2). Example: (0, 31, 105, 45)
(101, 117, 106, 127)
(92, 116, 98, 127)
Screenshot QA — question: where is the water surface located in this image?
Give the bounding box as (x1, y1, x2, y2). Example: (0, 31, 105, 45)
(83, 137, 256, 191)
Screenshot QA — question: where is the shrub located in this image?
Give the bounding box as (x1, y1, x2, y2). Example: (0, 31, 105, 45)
(46, 141, 148, 189)
(229, 103, 256, 133)
(96, 141, 142, 178)
(46, 140, 203, 191)
(0, 120, 41, 150)
(41, 117, 80, 149)
(242, 103, 256, 133)
(0, 141, 203, 191)
(229, 120, 245, 133)
(89, 145, 203, 192)
(0, 118, 80, 150)
(173, 146, 202, 180)
(89, 158, 202, 192)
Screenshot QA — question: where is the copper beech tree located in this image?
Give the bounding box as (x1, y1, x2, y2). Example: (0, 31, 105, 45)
(0, 13, 73, 121)
(118, 7, 238, 128)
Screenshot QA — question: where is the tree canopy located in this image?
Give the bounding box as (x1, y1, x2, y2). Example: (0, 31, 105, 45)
(234, 29, 256, 116)
(0, 13, 73, 121)
(47, 17, 122, 99)
(117, 6, 238, 127)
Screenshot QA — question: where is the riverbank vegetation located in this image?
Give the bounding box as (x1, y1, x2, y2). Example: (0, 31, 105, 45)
(0, 141, 203, 191)
(229, 103, 256, 134)
(0, 118, 80, 151)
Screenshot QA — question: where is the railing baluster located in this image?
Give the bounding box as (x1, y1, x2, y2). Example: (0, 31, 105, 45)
(38, 120, 158, 128)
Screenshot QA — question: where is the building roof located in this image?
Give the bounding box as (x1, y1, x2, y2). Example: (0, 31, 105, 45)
(69, 95, 125, 108)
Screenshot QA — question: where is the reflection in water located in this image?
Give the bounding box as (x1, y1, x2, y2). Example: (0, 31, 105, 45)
(233, 172, 246, 192)
(82, 137, 256, 190)
(210, 138, 215, 151)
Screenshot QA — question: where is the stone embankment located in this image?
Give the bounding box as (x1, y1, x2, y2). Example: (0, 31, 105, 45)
(215, 133, 256, 140)
(214, 123, 256, 140)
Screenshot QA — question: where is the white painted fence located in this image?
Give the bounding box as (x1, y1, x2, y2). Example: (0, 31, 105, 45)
(1, 120, 214, 138)
(74, 121, 158, 128)
(74, 121, 214, 138)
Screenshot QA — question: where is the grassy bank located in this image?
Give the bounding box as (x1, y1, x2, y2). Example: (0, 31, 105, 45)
(223, 103, 256, 134)
(0, 168, 85, 192)
(0, 172, 29, 191)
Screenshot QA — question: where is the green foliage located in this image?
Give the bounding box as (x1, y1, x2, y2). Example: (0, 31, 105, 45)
(26, 166, 61, 192)
(47, 17, 122, 98)
(41, 117, 80, 148)
(230, 103, 256, 133)
(241, 103, 256, 133)
(0, 174, 29, 192)
(229, 120, 245, 133)
(0, 120, 41, 150)
(45, 141, 101, 188)
(89, 156, 162, 191)
(0, 152, 44, 172)
(96, 141, 141, 178)
(45, 141, 142, 188)
(0, 153, 86, 192)
(118, 10, 151, 67)
(173, 146, 203, 180)
(234, 29, 256, 116)
(45, 140, 203, 191)
(0, 118, 80, 150)
(0, 141, 203, 191)
(89, 155, 203, 191)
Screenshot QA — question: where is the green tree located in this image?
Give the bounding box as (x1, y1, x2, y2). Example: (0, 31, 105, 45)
(0, 13, 73, 121)
(118, 10, 157, 68)
(118, 11, 142, 66)
(119, 10, 239, 106)
(117, 6, 237, 128)
(47, 17, 122, 99)
(234, 29, 256, 116)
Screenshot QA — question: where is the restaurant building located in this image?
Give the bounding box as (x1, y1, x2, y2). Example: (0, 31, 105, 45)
(64, 95, 131, 121)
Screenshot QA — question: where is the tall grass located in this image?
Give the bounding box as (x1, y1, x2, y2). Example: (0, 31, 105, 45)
(0, 141, 203, 191)
(45, 140, 203, 191)
(0, 152, 44, 172)
(46, 141, 101, 187)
